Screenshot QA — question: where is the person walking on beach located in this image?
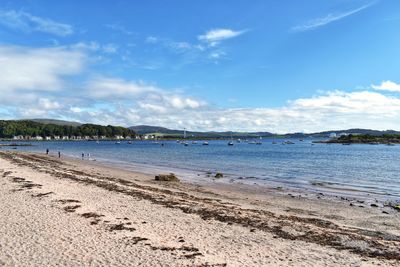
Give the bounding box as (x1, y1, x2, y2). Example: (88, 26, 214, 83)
(82, 153, 84, 160)
(46, 148, 49, 155)
(58, 151, 61, 158)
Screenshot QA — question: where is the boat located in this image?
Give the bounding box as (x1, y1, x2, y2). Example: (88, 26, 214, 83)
(237, 139, 241, 143)
(228, 132, 234, 146)
(183, 142, 189, 146)
(284, 140, 295, 145)
(127, 141, 132, 144)
(202, 141, 209, 145)
(256, 136, 262, 145)
(249, 141, 256, 144)
(115, 141, 121, 144)
(192, 141, 197, 144)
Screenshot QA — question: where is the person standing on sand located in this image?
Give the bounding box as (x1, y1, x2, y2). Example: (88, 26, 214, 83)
(46, 148, 49, 155)
(58, 151, 61, 158)
(82, 153, 84, 160)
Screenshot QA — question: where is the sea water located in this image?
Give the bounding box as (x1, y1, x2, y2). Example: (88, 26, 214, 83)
(3, 139, 400, 200)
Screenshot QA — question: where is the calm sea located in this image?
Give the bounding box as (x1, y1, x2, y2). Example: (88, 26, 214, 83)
(3, 139, 400, 200)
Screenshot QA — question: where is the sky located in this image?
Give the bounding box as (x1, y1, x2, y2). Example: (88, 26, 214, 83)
(0, 0, 400, 133)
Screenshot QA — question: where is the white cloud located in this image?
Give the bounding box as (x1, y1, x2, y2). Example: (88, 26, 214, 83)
(146, 36, 158, 44)
(2, 43, 400, 133)
(86, 77, 158, 99)
(198, 28, 247, 46)
(371, 80, 400, 92)
(44, 87, 400, 133)
(0, 45, 85, 93)
(291, 3, 374, 32)
(85, 77, 206, 112)
(105, 23, 134, 35)
(0, 10, 73, 36)
(102, 43, 118, 54)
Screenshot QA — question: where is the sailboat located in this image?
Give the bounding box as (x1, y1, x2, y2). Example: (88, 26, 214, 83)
(228, 132, 234, 146)
(183, 128, 189, 146)
(256, 136, 262, 145)
(202, 141, 209, 145)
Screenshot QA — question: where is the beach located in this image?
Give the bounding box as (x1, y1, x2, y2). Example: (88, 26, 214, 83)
(0, 151, 399, 266)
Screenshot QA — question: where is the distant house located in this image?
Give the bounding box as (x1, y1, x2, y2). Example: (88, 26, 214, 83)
(35, 136, 43, 141)
(100, 135, 107, 139)
(54, 136, 60, 140)
(114, 135, 124, 140)
(143, 134, 155, 140)
(13, 135, 24, 140)
(45, 136, 51, 141)
(62, 136, 69, 140)
(329, 133, 337, 138)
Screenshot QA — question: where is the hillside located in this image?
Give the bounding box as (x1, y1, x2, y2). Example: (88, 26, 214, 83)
(129, 125, 400, 138)
(129, 125, 274, 138)
(23, 119, 82, 127)
(0, 120, 134, 139)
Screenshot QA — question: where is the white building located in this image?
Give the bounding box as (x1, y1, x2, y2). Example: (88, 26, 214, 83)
(329, 133, 337, 138)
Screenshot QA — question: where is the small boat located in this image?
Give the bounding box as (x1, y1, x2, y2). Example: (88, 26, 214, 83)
(115, 141, 121, 144)
(284, 141, 295, 145)
(228, 131, 234, 146)
(184, 142, 189, 146)
(256, 136, 262, 145)
(342, 143, 351, 145)
(237, 139, 241, 143)
(127, 141, 132, 144)
(192, 141, 197, 144)
(202, 141, 209, 145)
(249, 141, 256, 144)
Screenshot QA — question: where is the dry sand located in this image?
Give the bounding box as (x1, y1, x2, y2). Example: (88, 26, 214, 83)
(0, 151, 399, 266)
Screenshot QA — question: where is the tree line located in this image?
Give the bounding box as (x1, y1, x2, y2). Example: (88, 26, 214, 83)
(0, 120, 135, 138)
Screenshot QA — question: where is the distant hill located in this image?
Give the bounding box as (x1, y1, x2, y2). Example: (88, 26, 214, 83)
(130, 125, 400, 138)
(23, 119, 82, 127)
(303, 128, 400, 137)
(129, 125, 275, 138)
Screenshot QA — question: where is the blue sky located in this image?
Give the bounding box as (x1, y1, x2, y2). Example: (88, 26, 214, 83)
(1, 0, 400, 133)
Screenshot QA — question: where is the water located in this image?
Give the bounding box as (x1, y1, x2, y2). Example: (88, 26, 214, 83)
(3, 139, 400, 200)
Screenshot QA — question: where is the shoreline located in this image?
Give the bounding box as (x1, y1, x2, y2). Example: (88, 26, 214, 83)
(38, 149, 400, 205)
(0, 151, 399, 266)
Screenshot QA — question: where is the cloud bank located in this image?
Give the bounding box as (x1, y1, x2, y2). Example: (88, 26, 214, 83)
(1, 44, 400, 133)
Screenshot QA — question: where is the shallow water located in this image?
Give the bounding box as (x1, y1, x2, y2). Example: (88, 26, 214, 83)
(3, 139, 400, 200)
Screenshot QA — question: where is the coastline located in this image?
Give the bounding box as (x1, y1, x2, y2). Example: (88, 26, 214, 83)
(0, 151, 399, 266)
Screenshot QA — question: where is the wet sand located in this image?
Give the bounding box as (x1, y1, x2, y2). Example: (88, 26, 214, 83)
(0, 151, 399, 266)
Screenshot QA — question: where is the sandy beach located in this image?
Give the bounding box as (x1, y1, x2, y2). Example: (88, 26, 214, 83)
(0, 151, 399, 266)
